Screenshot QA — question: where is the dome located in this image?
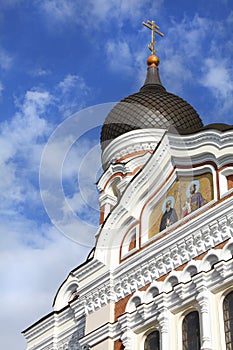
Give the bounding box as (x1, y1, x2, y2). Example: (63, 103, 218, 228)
(101, 58, 203, 152)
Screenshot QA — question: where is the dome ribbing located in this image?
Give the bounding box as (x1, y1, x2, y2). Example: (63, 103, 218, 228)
(101, 60, 203, 152)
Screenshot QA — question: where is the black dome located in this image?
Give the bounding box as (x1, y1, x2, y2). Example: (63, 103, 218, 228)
(101, 65, 203, 151)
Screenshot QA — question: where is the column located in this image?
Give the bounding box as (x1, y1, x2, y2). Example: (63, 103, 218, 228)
(194, 275, 213, 350)
(157, 295, 171, 350)
(118, 314, 135, 350)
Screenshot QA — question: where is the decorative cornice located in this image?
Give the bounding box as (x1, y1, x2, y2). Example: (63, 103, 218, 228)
(56, 327, 84, 350)
(82, 282, 113, 314)
(101, 128, 233, 170)
(98, 152, 151, 192)
(23, 313, 55, 341)
(117, 257, 233, 335)
(72, 259, 105, 282)
(80, 205, 233, 315)
(76, 255, 233, 349)
(112, 209, 233, 302)
(102, 128, 166, 168)
(24, 216, 233, 350)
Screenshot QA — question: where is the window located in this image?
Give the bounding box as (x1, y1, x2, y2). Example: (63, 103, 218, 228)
(144, 331, 160, 350)
(128, 233, 136, 251)
(227, 175, 233, 190)
(182, 311, 200, 350)
(223, 291, 233, 349)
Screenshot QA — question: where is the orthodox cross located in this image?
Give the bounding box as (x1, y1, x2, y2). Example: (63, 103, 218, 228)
(142, 20, 164, 55)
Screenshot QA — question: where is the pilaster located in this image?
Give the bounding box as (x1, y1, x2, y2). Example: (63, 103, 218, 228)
(194, 274, 213, 350)
(156, 295, 171, 350)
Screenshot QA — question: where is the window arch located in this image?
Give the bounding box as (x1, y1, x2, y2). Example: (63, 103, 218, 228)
(144, 330, 160, 350)
(223, 291, 233, 348)
(182, 311, 200, 350)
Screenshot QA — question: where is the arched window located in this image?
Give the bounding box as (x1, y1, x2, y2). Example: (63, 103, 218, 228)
(227, 175, 233, 190)
(128, 233, 136, 251)
(223, 291, 233, 348)
(144, 330, 160, 350)
(182, 311, 200, 350)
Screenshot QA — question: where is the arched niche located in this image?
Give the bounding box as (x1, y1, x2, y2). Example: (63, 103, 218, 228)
(219, 166, 233, 198)
(120, 225, 139, 260)
(141, 165, 216, 246)
(53, 277, 79, 311)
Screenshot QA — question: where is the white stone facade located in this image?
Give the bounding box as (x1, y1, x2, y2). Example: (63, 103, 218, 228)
(23, 127, 233, 350)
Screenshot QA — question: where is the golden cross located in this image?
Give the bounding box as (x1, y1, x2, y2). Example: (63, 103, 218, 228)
(142, 20, 164, 55)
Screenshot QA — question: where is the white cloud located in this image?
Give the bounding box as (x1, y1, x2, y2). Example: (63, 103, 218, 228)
(18, 89, 53, 120)
(35, 0, 162, 84)
(105, 40, 132, 74)
(200, 58, 233, 115)
(56, 74, 90, 117)
(159, 14, 211, 93)
(0, 218, 90, 349)
(0, 46, 13, 70)
(39, 102, 106, 245)
(171, 15, 209, 58)
(162, 54, 193, 93)
(87, 0, 163, 26)
(0, 72, 92, 216)
(30, 67, 51, 77)
(38, 0, 164, 28)
(29, 3, 233, 121)
(0, 89, 53, 212)
(57, 74, 87, 95)
(64, 141, 101, 215)
(38, 0, 76, 24)
(0, 75, 99, 349)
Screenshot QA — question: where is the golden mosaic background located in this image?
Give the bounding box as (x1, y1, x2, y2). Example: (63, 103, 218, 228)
(148, 173, 213, 238)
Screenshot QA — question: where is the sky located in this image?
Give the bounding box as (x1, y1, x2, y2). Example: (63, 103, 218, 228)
(0, 0, 233, 349)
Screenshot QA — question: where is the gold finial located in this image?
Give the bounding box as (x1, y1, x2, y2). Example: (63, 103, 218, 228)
(147, 54, 160, 67)
(142, 20, 164, 55)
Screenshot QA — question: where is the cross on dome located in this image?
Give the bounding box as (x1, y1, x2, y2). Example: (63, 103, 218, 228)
(142, 20, 164, 55)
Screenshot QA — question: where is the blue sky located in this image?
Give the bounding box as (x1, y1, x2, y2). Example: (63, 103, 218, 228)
(0, 1, 232, 349)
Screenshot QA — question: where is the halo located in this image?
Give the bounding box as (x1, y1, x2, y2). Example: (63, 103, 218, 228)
(186, 180, 200, 197)
(162, 196, 175, 213)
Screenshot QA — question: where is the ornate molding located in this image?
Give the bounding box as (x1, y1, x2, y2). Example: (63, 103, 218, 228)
(112, 212, 233, 302)
(73, 259, 105, 282)
(81, 212, 233, 315)
(83, 282, 113, 313)
(102, 128, 165, 169)
(56, 329, 84, 350)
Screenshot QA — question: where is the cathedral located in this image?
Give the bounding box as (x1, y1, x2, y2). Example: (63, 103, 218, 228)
(23, 22, 233, 350)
